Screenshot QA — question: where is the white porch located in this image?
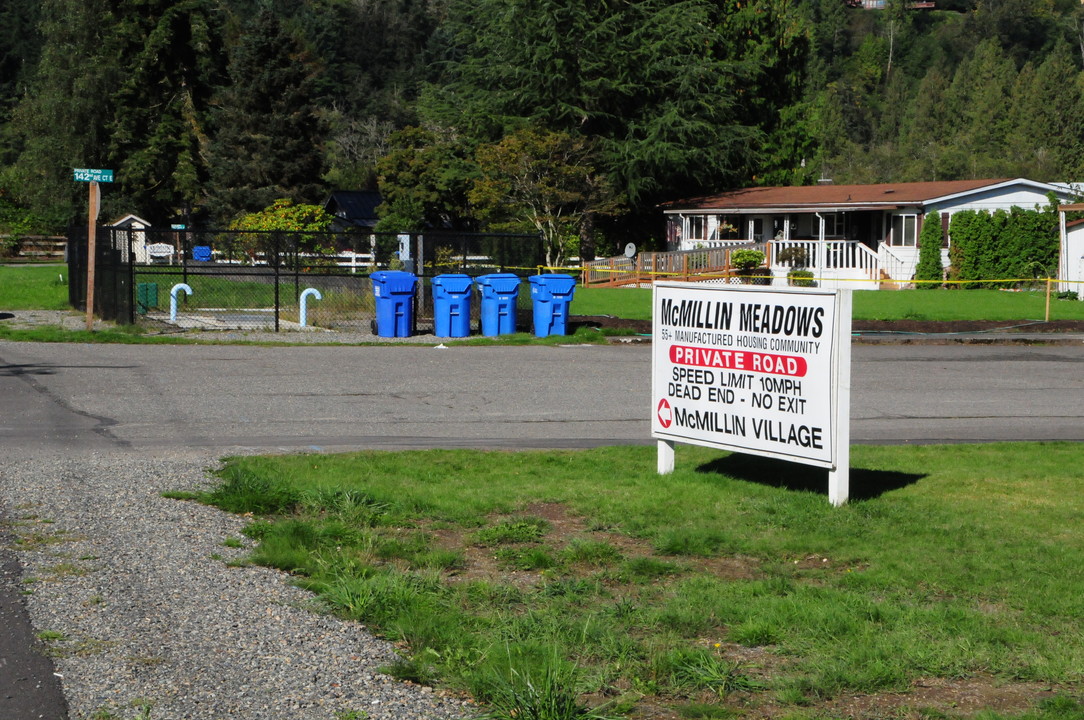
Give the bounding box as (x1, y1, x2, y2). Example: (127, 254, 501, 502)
(584, 239, 916, 290)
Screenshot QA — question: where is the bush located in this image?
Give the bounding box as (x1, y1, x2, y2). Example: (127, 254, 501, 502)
(914, 212, 944, 289)
(948, 203, 1058, 288)
(775, 246, 808, 268)
(787, 269, 816, 287)
(730, 249, 764, 270)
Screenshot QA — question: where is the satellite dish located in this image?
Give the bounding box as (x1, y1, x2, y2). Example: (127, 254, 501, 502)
(624, 242, 637, 258)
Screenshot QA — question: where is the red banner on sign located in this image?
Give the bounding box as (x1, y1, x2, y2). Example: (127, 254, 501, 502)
(668, 345, 807, 377)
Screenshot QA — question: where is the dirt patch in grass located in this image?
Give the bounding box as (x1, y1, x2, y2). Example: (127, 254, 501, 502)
(818, 676, 1057, 720)
(429, 501, 759, 588)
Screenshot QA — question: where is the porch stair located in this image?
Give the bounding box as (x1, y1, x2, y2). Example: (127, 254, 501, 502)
(878, 269, 902, 290)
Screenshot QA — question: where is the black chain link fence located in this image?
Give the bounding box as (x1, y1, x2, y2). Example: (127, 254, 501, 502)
(68, 226, 547, 333)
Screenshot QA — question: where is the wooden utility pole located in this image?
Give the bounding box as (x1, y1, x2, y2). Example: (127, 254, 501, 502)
(73, 168, 113, 331)
(85, 181, 99, 331)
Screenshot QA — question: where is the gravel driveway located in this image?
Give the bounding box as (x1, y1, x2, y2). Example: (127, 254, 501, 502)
(1, 449, 472, 720)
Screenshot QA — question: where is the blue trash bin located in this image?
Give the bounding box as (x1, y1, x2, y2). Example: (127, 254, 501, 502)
(432, 274, 473, 337)
(476, 273, 521, 336)
(528, 274, 577, 337)
(370, 270, 417, 337)
(192, 245, 212, 262)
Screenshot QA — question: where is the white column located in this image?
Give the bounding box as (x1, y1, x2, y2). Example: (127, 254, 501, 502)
(828, 289, 852, 506)
(657, 440, 675, 474)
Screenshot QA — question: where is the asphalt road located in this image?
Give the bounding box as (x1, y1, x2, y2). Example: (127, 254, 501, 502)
(2, 341, 1084, 456)
(1, 339, 1083, 719)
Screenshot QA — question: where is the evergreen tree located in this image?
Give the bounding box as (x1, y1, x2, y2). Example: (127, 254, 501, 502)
(107, 0, 226, 224)
(208, 9, 328, 225)
(1005, 43, 1083, 180)
(2, 0, 121, 229)
(915, 211, 944, 288)
(0, 0, 43, 129)
(897, 68, 952, 181)
(424, 0, 757, 206)
(943, 39, 1017, 178)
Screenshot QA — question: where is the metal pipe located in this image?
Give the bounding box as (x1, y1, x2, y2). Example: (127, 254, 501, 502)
(170, 283, 192, 323)
(299, 287, 322, 327)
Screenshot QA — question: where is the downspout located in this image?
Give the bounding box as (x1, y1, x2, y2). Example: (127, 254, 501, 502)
(299, 288, 322, 327)
(169, 283, 192, 323)
(815, 212, 825, 277)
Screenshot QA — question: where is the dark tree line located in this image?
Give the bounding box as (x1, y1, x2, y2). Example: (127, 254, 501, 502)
(2, 0, 1084, 253)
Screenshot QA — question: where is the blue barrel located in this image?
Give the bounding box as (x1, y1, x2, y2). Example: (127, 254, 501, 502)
(476, 273, 521, 336)
(432, 274, 473, 337)
(528, 274, 577, 337)
(370, 270, 417, 337)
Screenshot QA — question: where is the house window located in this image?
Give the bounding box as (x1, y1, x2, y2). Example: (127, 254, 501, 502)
(890, 214, 918, 247)
(709, 215, 740, 240)
(750, 217, 764, 241)
(687, 216, 706, 241)
(823, 213, 845, 237)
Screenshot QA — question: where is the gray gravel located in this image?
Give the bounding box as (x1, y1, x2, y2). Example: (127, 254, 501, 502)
(1, 309, 458, 345)
(0, 450, 473, 720)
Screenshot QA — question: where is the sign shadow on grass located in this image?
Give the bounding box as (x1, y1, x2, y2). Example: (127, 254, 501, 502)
(696, 453, 925, 501)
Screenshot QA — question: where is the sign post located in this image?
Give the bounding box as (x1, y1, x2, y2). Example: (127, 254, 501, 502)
(73, 169, 114, 331)
(651, 282, 852, 505)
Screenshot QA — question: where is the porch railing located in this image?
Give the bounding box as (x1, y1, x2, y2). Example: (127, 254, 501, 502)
(584, 239, 882, 287)
(769, 239, 880, 279)
(584, 243, 769, 286)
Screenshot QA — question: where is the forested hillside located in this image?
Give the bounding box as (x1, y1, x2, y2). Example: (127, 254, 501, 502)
(2, 0, 1083, 254)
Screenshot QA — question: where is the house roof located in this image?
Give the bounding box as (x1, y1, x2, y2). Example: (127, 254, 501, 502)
(108, 213, 152, 228)
(660, 178, 1056, 214)
(324, 190, 382, 229)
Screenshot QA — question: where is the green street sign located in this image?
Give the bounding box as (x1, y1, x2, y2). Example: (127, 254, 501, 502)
(73, 168, 114, 183)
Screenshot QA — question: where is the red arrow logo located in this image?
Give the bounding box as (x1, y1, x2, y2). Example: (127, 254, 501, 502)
(657, 398, 672, 428)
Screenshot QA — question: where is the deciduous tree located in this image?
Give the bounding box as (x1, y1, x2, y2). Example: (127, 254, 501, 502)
(469, 128, 622, 266)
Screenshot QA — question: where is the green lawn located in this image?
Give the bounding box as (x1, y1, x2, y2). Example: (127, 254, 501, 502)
(0, 264, 71, 310)
(6, 265, 1084, 335)
(183, 442, 1084, 720)
(573, 286, 1084, 322)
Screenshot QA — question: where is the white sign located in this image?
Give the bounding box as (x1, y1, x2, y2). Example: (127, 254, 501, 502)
(652, 282, 852, 504)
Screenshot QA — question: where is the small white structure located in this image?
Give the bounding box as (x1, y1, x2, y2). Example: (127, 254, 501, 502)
(109, 214, 171, 264)
(1058, 205, 1084, 298)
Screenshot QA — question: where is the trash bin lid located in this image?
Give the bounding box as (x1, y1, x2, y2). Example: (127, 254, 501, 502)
(371, 270, 417, 294)
(478, 273, 521, 294)
(529, 273, 577, 296)
(433, 274, 474, 294)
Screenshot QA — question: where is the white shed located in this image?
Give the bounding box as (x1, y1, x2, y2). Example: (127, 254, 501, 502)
(1058, 206, 1084, 298)
(108, 214, 176, 264)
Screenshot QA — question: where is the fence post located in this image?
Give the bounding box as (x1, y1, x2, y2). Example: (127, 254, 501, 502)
(274, 232, 281, 332)
(1046, 277, 1052, 322)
